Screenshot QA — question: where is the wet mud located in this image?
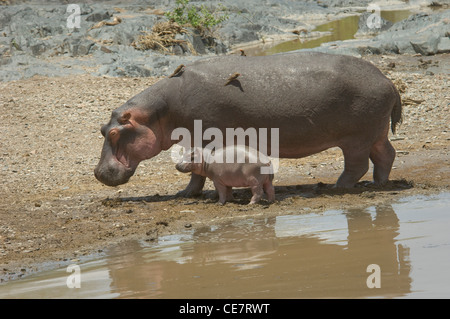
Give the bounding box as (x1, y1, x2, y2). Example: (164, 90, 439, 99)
(1, 192, 449, 298)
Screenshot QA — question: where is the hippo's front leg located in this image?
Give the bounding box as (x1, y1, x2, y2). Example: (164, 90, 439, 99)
(178, 173, 206, 197)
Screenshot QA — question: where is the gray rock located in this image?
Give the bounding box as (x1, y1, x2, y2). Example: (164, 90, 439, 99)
(63, 36, 95, 56)
(191, 33, 206, 55)
(0, 56, 12, 66)
(85, 11, 112, 22)
(437, 37, 450, 53)
(212, 40, 228, 55)
(79, 4, 94, 16)
(114, 64, 153, 77)
(172, 45, 184, 55)
(410, 32, 441, 55)
(112, 31, 136, 46)
(0, 11, 12, 29)
(29, 42, 48, 56)
(393, 39, 416, 55)
(328, 0, 373, 7)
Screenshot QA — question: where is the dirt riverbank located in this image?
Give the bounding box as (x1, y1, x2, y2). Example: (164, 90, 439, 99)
(0, 52, 449, 283)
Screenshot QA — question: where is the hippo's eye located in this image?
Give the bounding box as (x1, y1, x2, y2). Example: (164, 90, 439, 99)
(109, 128, 121, 138)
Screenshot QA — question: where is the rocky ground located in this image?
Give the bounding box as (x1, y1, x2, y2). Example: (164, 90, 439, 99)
(1, 0, 449, 80)
(0, 0, 449, 283)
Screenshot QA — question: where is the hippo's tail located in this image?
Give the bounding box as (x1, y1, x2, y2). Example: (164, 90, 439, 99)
(390, 83, 403, 135)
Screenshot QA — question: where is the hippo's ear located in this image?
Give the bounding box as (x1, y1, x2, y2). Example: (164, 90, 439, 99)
(118, 112, 131, 124)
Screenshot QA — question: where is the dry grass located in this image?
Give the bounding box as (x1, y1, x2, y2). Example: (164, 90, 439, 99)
(132, 21, 196, 54)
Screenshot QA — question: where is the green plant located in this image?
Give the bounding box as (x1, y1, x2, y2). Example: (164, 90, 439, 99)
(165, 0, 229, 31)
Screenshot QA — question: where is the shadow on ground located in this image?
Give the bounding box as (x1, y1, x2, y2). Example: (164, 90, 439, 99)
(101, 179, 414, 207)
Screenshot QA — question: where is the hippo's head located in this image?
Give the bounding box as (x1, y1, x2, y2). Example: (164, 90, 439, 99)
(94, 91, 172, 186)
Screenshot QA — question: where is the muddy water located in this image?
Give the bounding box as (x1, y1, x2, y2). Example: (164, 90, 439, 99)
(1, 192, 449, 299)
(245, 10, 413, 56)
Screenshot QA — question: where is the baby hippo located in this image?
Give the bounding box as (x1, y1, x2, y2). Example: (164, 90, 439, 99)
(176, 146, 275, 205)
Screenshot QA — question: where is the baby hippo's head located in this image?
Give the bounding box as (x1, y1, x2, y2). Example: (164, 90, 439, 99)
(175, 147, 203, 173)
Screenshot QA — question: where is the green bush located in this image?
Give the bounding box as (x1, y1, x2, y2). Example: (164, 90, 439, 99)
(165, 0, 229, 31)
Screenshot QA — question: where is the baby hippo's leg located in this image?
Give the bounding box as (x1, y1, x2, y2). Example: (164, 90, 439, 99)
(249, 185, 264, 204)
(263, 179, 275, 203)
(226, 187, 234, 202)
(213, 181, 229, 205)
(247, 176, 264, 204)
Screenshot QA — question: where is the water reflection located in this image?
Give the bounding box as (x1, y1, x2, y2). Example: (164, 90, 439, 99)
(1, 193, 449, 298)
(106, 204, 412, 298)
(246, 10, 413, 56)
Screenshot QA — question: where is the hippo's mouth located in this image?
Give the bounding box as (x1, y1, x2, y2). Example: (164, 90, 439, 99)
(115, 146, 131, 169)
(94, 145, 138, 187)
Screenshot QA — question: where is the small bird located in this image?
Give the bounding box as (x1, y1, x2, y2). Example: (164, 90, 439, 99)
(224, 72, 240, 86)
(292, 28, 308, 35)
(387, 62, 396, 69)
(239, 49, 246, 56)
(168, 64, 185, 78)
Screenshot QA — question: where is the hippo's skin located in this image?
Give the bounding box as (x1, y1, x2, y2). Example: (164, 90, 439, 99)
(94, 52, 402, 195)
(175, 146, 275, 204)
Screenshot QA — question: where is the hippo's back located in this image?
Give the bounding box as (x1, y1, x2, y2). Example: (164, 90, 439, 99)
(171, 52, 399, 157)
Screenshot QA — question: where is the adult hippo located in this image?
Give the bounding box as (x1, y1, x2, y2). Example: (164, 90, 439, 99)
(94, 52, 402, 195)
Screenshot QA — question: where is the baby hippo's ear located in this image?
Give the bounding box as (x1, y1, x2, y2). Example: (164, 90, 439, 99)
(192, 147, 204, 163)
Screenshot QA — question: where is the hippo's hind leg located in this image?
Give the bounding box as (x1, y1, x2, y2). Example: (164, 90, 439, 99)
(336, 146, 370, 188)
(178, 173, 206, 197)
(369, 137, 396, 186)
